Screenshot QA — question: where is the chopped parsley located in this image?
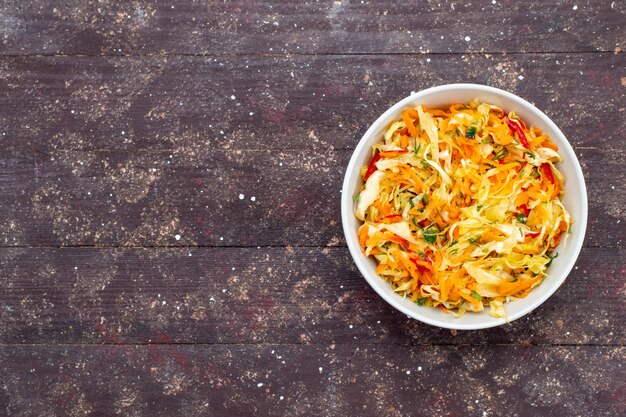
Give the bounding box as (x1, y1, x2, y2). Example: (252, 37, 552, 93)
(465, 126, 478, 139)
(493, 148, 509, 161)
(471, 291, 482, 301)
(546, 252, 559, 267)
(416, 298, 428, 306)
(516, 214, 528, 224)
(468, 236, 480, 244)
(423, 226, 438, 244)
(353, 194, 360, 202)
(422, 194, 429, 204)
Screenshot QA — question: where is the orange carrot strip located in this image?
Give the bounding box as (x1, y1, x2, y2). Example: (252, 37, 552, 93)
(402, 110, 418, 138)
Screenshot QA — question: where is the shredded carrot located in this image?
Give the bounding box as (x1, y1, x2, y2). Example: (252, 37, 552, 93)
(380, 150, 408, 158)
(388, 236, 409, 248)
(497, 276, 541, 296)
(402, 110, 419, 138)
(358, 225, 369, 247)
(400, 134, 409, 149)
(459, 291, 480, 307)
(354, 100, 572, 318)
(542, 139, 559, 151)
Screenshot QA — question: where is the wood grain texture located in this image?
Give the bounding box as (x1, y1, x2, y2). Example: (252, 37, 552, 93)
(0, 1, 624, 414)
(0, 54, 623, 247)
(0, 147, 622, 248)
(0, 247, 623, 345)
(0, 0, 623, 55)
(0, 345, 624, 417)
(0, 54, 623, 152)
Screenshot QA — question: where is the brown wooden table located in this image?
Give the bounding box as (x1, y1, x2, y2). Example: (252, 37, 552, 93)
(0, 1, 624, 416)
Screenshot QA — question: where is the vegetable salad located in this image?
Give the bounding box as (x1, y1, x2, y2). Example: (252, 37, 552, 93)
(354, 101, 572, 318)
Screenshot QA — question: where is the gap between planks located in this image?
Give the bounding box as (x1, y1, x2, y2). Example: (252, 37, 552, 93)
(0, 50, 619, 59)
(19, 146, 605, 152)
(0, 342, 622, 348)
(0, 244, 617, 249)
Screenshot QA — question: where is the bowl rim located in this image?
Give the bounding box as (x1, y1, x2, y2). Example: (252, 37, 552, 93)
(341, 83, 588, 330)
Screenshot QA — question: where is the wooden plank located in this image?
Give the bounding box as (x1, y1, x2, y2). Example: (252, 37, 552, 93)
(0, 54, 623, 153)
(0, 1, 623, 55)
(0, 147, 622, 248)
(0, 344, 623, 416)
(0, 247, 623, 345)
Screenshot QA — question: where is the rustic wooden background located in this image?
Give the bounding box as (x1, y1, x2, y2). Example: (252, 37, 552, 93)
(0, 1, 624, 416)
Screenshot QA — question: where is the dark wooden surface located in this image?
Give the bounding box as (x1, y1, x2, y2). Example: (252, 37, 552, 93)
(0, 1, 624, 416)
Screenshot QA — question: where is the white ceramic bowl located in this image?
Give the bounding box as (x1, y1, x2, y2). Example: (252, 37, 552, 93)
(341, 83, 587, 330)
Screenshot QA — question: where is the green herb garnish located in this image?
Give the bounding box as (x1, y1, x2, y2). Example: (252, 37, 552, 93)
(423, 227, 438, 244)
(465, 126, 477, 139)
(493, 148, 509, 161)
(546, 252, 559, 267)
(422, 194, 429, 204)
(353, 194, 360, 202)
(468, 236, 480, 244)
(516, 214, 528, 224)
(471, 291, 482, 301)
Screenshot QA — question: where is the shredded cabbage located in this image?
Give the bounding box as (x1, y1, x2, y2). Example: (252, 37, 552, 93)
(355, 101, 573, 318)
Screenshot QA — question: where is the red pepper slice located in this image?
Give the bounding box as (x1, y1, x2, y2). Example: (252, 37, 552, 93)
(388, 236, 410, 249)
(505, 116, 530, 149)
(526, 231, 540, 238)
(518, 204, 530, 217)
(541, 163, 555, 184)
(408, 256, 432, 271)
(365, 153, 381, 180)
(380, 214, 403, 223)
